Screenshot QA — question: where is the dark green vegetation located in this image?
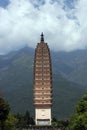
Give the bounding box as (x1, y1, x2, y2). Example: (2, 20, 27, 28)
(52, 117, 69, 128)
(0, 46, 86, 119)
(0, 97, 34, 130)
(69, 93, 87, 130)
(0, 97, 10, 130)
(15, 111, 35, 128)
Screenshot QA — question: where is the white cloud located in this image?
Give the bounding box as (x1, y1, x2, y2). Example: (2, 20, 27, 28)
(0, 0, 87, 53)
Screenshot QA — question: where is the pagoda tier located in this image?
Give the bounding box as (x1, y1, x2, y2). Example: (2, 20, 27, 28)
(34, 39, 52, 108)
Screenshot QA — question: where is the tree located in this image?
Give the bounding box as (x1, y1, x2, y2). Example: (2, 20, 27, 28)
(5, 113, 17, 130)
(15, 111, 35, 128)
(69, 93, 87, 130)
(24, 110, 30, 126)
(15, 113, 25, 128)
(24, 111, 35, 126)
(0, 97, 10, 130)
(52, 117, 58, 126)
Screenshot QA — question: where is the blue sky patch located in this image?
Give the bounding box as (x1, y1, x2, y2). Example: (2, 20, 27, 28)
(64, 0, 78, 9)
(0, 0, 9, 8)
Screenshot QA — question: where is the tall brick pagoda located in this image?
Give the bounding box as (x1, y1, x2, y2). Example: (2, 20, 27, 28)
(34, 33, 52, 126)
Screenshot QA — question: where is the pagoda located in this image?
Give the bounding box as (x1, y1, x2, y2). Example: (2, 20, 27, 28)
(34, 33, 52, 125)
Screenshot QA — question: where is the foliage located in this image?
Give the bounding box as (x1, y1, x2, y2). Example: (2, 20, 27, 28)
(0, 97, 10, 130)
(69, 93, 87, 130)
(24, 111, 35, 126)
(15, 111, 35, 128)
(5, 113, 17, 130)
(0, 97, 10, 121)
(52, 117, 69, 128)
(52, 117, 58, 126)
(15, 113, 25, 128)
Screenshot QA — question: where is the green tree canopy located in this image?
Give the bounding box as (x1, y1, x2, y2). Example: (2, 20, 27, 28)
(24, 110, 35, 126)
(5, 113, 17, 130)
(69, 93, 87, 130)
(0, 97, 10, 130)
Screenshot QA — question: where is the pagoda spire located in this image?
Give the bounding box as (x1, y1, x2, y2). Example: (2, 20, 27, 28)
(40, 32, 44, 42)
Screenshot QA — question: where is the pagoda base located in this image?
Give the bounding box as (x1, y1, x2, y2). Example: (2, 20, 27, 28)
(35, 108, 51, 126)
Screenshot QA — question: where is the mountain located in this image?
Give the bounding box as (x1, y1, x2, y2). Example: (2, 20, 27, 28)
(0, 46, 86, 119)
(52, 49, 87, 87)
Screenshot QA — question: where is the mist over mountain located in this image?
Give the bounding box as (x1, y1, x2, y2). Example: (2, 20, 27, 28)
(0, 46, 86, 119)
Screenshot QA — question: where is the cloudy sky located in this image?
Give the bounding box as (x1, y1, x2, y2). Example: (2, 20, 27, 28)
(0, 0, 87, 54)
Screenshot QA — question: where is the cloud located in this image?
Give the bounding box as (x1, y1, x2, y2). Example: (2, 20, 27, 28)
(0, 0, 87, 53)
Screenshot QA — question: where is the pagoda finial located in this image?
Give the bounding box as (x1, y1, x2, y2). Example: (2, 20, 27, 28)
(41, 32, 44, 42)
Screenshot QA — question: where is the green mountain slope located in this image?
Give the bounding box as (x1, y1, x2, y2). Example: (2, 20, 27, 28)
(52, 74, 85, 119)
(0, 47, 85, 119)
(68, 64, 87, 86)
(52, 49, 87, 86)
